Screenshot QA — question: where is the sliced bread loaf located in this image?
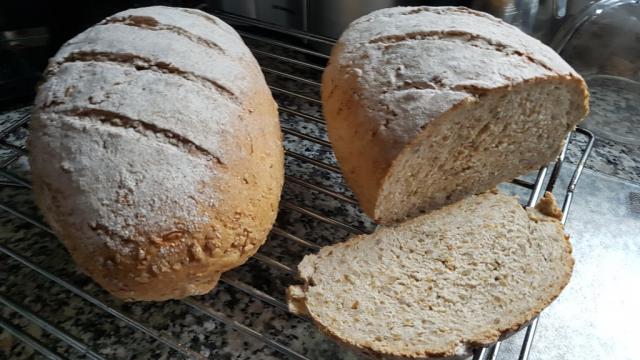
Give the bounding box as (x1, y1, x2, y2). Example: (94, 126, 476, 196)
(322, 6, 589, 224)
(288, 191, 572, 359)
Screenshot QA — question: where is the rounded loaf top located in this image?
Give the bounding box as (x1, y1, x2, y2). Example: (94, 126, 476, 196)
(29, 6, 284, 301)
(328, 6, 580, 139)
(322, 6, 588, 224)
(338, 6, 576, 76)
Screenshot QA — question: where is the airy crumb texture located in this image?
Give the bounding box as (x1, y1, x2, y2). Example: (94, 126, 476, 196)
(288, 191, 573, 359)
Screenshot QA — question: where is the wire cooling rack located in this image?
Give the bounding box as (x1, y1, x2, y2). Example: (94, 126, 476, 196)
(0, 10, 594, 360)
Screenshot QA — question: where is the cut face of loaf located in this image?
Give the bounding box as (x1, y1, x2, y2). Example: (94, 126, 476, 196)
(288, 191, 573, 360)
(29, 6, 284, 301)
(377, 79, 585, 222)
(322, 6, 589, 224)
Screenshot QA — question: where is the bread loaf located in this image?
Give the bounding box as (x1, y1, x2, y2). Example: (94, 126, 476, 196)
(29, 6, 284, 301)
(288, 191, 572, 359)
(322, 6, 589, 224)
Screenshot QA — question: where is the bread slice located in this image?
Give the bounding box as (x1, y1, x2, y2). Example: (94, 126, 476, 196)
(288, 191, 572, 359)
(322, 6, 589, 224)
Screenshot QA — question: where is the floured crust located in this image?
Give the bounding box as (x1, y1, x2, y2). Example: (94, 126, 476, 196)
(288, 191, 573, 359)
(29, 6, 284, 301)
(322, 6, 588, 224)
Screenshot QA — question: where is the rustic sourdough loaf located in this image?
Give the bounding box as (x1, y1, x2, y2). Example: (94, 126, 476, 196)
(322, 6, 589, 224)
(29, 6, 284, 301)
(288, 191, 572, 359)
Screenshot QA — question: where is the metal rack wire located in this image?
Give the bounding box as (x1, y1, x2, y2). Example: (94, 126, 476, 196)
(0, 11, 594, 360)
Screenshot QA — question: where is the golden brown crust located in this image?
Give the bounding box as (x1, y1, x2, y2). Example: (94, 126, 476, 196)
(322, 6, 589, 225)
(32, 81, 283, 302)
(29, 7, 284, 301)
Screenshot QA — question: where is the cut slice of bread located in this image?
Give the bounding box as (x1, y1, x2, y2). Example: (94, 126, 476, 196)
(288, 191, 572, 359)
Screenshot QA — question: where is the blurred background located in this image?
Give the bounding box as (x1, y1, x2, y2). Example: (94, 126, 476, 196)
(1, 0, 638, 109)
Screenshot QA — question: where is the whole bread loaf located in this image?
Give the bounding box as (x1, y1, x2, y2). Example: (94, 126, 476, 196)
(29, 6, 284, 301)
(288, 191, 572, 359)
(322, 6, 589, 224)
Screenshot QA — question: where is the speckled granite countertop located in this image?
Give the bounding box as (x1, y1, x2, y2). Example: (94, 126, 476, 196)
(1, 29, 639, 360)
(1, 97, 638, 360)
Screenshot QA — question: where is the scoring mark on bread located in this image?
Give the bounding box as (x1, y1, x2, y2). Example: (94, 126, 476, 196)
(60, 108, 224, 165)
(394, 78, 490, 97)
(398, 6, 503, 23)
(101, 15, 226, 54)
(177, 8, 225, 29)
(52, 51, 239, 103)
(369, 30, 554, 73)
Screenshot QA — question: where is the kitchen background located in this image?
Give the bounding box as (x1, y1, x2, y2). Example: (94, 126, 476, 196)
(1, 1, 638, 359)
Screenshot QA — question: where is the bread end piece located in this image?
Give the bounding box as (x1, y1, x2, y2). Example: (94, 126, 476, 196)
(29, 6, 284, 301)
(322, 6, 588, 225)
